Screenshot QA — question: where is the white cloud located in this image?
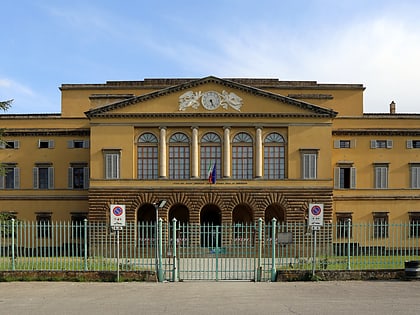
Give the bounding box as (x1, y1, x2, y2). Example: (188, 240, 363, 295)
(165, 13, 420, 113)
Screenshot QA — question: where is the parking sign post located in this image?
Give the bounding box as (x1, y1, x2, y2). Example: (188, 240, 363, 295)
(110, 205, 126, 282)
(308, 203, 324, 277)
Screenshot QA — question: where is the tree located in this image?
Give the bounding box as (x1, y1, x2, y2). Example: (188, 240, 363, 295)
(0, 99, 13, 111)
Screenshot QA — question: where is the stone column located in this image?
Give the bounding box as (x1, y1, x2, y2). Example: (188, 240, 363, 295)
(159, 127, 167, 178)
(223, 126, 231, 178)
(191, 126, 199, 178)
(255, 126, 263, 178)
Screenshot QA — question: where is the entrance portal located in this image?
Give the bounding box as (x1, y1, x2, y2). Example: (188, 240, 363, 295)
(200, 204, 221, 247)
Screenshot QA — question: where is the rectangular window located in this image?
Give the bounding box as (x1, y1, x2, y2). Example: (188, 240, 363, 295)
(334, 166, 356, 189)
(407, 140, 420, 149)
(300, 149, 318, 179)
(38, 140, 54, 149)
(374, 164, 388, 189)
(409, 212, 420, 238)
(0, 140, 20, 149)
(71, 213, 87, 239)
(103, 150, 121, 179)
(410, 164, 420, 188)
(68, 164, 89, 189)
(67, 140, 89, 149)
(336, 213, 352, 238)
(373, 212, 389, 238)
(138, 146, 158, 179)
(371, 139, 393, 149)
(33, 165, 54, 189)
(36, 213, 52, 238)
(0, 165, 19, 189)
(334, 139, 356, 149)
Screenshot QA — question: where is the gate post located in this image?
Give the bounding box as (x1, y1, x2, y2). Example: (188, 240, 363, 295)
(11, 218, 15, 271)
(84, 218, 88, 271)
(158, 218, 164, 282)
(271, 218, 277, 281)
(257, 218, 263, 282)
(172, 218, 178, 282)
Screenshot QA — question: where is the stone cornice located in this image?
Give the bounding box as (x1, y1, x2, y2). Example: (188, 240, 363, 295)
(333, 129, 420, 136)
(2, 129, 90, 137)
(88, 112, 335, 119)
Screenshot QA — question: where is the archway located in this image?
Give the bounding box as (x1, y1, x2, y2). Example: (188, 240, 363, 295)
(200, 204, 221, 247)
(137, 203, 156, 246)
(232, 203, 254, 246)
(168, 204, 189, 223)
(265, 203, 285, 224)
(169, 204, 190, 246)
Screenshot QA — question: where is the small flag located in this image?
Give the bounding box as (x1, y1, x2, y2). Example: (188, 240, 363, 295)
(208, 162, 216, 184)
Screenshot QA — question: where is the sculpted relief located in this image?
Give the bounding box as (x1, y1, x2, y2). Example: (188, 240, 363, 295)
(179, 90, 243, 111)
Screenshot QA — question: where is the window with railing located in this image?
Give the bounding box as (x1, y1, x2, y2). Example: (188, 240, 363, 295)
(373, 212, 389, 238)
(409, 212, 420, 238)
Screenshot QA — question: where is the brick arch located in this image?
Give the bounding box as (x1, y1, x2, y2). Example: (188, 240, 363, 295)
(228, 192, 258, 216)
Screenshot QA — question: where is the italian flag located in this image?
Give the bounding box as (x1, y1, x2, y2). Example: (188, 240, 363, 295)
(207, 162, 216, 184)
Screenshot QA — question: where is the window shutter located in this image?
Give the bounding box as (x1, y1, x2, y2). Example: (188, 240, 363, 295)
(350, 139, 356, 148)
(14, 140, 19, 149)
(83, 140, 90, 148)
(67, 140, 74, 148)
(33, 167, 39, 189)
(0, 175, 4, 189)
(333, 140, 340, 149)
(310, 154, 317, 179)
(386, 140, 393, 148)
(334, 167, 340, 189)
(49, 140, 55, 149)
(68, 167, 74, 189)
(14, 167, 20, 189)
(83, 167, 89, 189)
(48, 167, 54, 189)
(412, 167, 420, 188)
(0, 142, 5, 149)
(407, 140, 413, 149)
(370, 140, 377, 149)
(350, 167, 356, 189)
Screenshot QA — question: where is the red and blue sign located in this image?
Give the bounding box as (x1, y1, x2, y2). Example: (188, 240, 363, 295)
(110, 204, 126, 228)
(308, 203, 324, 226)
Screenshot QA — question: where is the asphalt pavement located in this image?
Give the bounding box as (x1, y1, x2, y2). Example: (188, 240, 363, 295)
(0, 280, 419, 315)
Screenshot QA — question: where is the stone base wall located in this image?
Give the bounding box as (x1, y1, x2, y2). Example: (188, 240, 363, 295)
(88, 187, 333, 223)
(276, 269, 406, 281)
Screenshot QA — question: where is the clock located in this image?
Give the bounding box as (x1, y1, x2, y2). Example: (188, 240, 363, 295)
(201, 91, 221, 110)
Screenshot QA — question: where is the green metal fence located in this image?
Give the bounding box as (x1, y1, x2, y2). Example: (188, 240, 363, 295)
(1, 219, 419, 281)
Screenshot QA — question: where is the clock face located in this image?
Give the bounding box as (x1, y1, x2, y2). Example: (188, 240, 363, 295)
(202, 91, 220, 110)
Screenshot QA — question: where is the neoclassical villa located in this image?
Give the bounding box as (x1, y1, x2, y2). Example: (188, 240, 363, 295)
(1, 76, 419, 231)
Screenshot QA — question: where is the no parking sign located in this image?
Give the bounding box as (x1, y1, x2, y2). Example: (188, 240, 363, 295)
(110, 204, 126, 229)
(308, 203, 324, 227)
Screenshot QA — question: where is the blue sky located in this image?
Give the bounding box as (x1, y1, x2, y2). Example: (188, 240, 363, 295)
(1, 0, 420, 114)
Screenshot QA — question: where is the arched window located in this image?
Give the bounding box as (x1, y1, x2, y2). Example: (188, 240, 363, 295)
(200, 132, 221, 180)
(232, 132, 253, 179)
(264, 133, 286, 179)
(169, 132, 190, 179)
(137, 133, 158, 179)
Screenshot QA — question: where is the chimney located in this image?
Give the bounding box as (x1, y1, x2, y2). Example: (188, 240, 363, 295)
(390, 101, 396, 114)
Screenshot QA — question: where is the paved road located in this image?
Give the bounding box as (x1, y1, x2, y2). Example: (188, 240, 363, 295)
(0, 280, 419, 315)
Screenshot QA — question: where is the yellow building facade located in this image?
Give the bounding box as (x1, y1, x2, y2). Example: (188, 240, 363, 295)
(0, 76, 419, 230)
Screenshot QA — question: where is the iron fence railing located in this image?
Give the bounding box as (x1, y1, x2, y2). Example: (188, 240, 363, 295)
(1, 219, 419, 281)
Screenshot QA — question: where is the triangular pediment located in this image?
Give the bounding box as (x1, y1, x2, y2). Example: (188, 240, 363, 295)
(85, 76, 337, 118)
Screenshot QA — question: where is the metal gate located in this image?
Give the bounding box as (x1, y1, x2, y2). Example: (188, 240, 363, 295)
(163, 222, 267, 281)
